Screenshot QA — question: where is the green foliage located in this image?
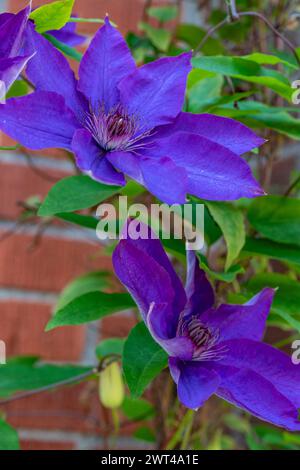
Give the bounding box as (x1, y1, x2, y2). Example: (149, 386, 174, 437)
(248, 273, 300, 332)
(55, 271, 110, 311)
(38, 175, 121, 216)
(139, 22, 172, 52)
(47, 292, 135, 330)
(96, 338, 125, 359)
(0, 419, 20, 450)
(30, 0, 75, 33)
(205, 201, 246, 270)
(192, 56, 292, 101)
(123, 322, 168, 397)
(122, 396, 155, 420)
(0, 360, 91, 398)
(248, 196, 300, 246)
(147, 5, 178, 23)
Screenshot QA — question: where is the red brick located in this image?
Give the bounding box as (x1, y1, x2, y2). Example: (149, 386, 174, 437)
(21, 440, 75, 450)
(101, 313, 137, 339)
(0, 163, 72, 220)
(10, 0, 145, 35)
(0, 232, 112, 292)
(0, 301, 86, 361)
(4, 382, 102, 433)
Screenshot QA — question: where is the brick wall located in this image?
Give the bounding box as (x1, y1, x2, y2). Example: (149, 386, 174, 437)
(0, 0, 161, 450)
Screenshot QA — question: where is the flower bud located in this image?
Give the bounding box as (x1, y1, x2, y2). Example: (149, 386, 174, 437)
(99, 362, 125, 409)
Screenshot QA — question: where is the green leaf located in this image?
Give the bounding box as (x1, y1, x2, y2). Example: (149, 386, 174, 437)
(242, 237, 300, 266)
(0, 361, 91, 398)
(192, 56, 292, 101)
(187, 75, 224, 113)
(247, 273, 300, 332)
(198, 254, 244, 283)
(123, 322, 168, 397)
(47, 291, 135, 330)
(55, 271, 110, 311)
(44, 33, 83, 61)
(205, 201, 245, 270)
(0, 419, 19, 450)
(96, 338, 125, 359)
(139, 23, 172, 52)
(147, 5, 178, 22)
(38, 175, 121, 216)
(57, 212, 98, 230)
(122, 396, 155, 420)
(243, 52, 298, 70)
(237, 102, 300, 140)
(30, 0, 75, 33)
(134, 426, 156, 443)
(248, 196, 300, 246)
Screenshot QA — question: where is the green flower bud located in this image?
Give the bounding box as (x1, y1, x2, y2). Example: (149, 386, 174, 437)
(99, 361, 125, 409)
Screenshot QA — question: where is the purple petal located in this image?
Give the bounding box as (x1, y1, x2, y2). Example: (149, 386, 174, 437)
(0, 55, 32, 91)
(148, 132, 264, 200)
(112, 239, 177, 337)
(107, 151, 143, 182)
(218, 338, 300, 409)
(0, 13, 13, 28)
(184, 251, 215, 317)
(48, 21, 86, 47)
(140, 157, 188, 204)
(156, 112, 265, 155)
(72, 129, 126, 186)
(170, 358, 220, 409)
(0, 5, 29, 58)
(200, 288, 274, 342)
(216, 367, 300, 431)
(25, 23, 86, 120)
(0, 91, 79, 150)
(120, 220, 187, 317)
(78, 17, 136, 111)
(119, 52, 192, 132)
(147, 302, 194, 360)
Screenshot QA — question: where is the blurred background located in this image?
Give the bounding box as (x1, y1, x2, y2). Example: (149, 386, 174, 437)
(0, 0, 300, 450)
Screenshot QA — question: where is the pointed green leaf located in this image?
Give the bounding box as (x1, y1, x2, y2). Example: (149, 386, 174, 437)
(47, 291, 135, 330)
(30, 0, 75, 33)
(55, 271, 110, 311)
(38, 175, 121, 216)
(206, 201, 245, 270)
(123, 322, 168, 397)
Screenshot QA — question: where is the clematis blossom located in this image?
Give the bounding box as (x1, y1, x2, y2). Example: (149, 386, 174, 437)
(113, 222, 300, 431)
(0, 17, 265, 203)
(0, 5, 32, 95)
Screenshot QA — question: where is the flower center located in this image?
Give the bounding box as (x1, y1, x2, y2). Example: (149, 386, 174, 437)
(178, 315, 226, 361)
(85, 105, 138, 151)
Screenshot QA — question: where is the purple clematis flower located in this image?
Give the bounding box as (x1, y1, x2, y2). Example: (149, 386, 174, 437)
(0, 17, 265, 203)
(0, 5, 33, 94)
(113, 222, 300, 431)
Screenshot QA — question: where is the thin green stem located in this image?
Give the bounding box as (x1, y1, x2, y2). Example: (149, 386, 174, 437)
(180, 410, 195, 450)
